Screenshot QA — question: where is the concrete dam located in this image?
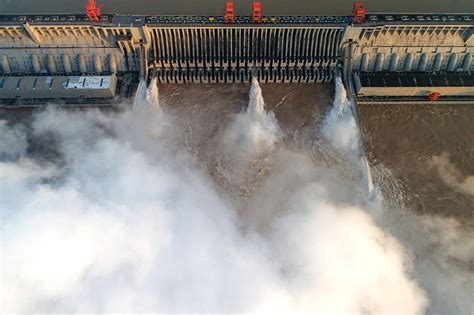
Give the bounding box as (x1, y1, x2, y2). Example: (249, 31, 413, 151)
(1, 7, 473, 104)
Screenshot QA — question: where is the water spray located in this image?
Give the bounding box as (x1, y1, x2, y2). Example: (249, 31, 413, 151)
(133, 76, 160, 110)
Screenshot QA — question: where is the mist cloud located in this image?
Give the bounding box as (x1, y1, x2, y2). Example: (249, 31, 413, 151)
(428, 153, 474, 196)
(322, 77, 359, 154)
(222, 77, 283, 160)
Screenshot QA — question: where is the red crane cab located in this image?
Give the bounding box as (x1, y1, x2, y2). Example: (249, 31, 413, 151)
(253, 1, 262, 23)
(86, 0, 104, 23)
(224, 1, 235, 23)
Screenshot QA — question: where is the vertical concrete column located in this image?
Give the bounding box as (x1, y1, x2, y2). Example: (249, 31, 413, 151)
(62, 54, 72, 73)
(94, 54, 103, 73)
(432, 53, 443, 71)
(78, 54, 88, 73)
(374, 53, 384, 71)
(47, 54, 57, 73)
(359, 53, 369, 71)
(389, 53, 399, 71)
(403, 53, 414, 71)
(1, 55, 12, 74)
(417, 53, 428, 71)
(109, 54, 117, 73)
(31, 54, 42, 73)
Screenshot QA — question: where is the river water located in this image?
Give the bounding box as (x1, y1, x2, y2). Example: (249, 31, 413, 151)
(154, 83, 474, 222)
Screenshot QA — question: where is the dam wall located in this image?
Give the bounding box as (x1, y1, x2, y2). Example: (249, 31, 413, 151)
(1, 15, 473, 79)
(0, 16, 347, 83)
(148, 26, 344, 83)
(0, 14, 473, 95)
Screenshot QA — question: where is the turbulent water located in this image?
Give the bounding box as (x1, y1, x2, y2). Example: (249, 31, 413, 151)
(0, 80, 473, 314)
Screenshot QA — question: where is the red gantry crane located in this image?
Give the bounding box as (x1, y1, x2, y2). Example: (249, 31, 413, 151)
(86, 0, 104, 22)
(352, 2, 366, 24)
